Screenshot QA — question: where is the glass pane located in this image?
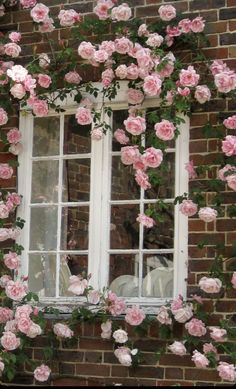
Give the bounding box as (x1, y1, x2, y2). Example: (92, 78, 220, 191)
(142, 253, 173, 298)
(31, 161, 59, 203)
(145, 152, 175, 200)
(33, 117, 60, 157)
(111, 156, 140, 200)
(109, 254, 139, 297)
(61, 206, 89, 250)
(112, 110, 129, 152)
(143, 204, 174, 249)
(62, 159, 90, 202)
(28, 254, 56, 297)
(64, 115, 91, 154)
(110, 204, 140, 249)
(59, 254, 88, 296)
(30, 207, 58, 250)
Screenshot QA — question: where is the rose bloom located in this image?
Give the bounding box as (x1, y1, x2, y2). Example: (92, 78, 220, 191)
(136, 48, 153, 69)
(39, 53, 50, 69)
(0, 307, 13, 324)
(231, 272, 236, 289)
(0, 164, 13, 180)
(58, 9, 81, 27)
(121, 145, 140, 165)
(9, 143, 23, 156)
(192, 351, 209, 368)
(185, 160, 197, 180)
(24, 74, 37, 93)
(4, 43, 21, 58)
(138, 23, 149, 37)
(155, 119, 175, 141)
(214, 70, 236, 93)
(166, 25, 181, 38)
(76, 107, 93, 125)
(0, 107, 8, 125)
(7, 65, 28, 83)
(0, 331, 20, 351)
(194, 85, 211, 104)
(223, 115, 236, 129)
(158, 5, 176, 21)
(4, 319, 18, 333)
(93, 49, 109, 63)
(15, 304, 33, 320)
(99, 41, 115, 56)
(115, 37, 133, 54)
(107, 291, 126, 316)
(114, 347, 132, 367)
(39, 17, 55, 33)
(38, 74, 52, 88)
(209, 327, 227, 342)
(10, 83, 26, 99)
(4, 251, 21, 270)
(185, 318, 207, 337)
(114, 129, 129, 145)
(87, 289, 100, 305)
(173, 305, 193, 323)
(135, 169, 151, 190)
(9, 32, 21, 43)
(178, 86, 191, 97)
(210, 59, 229, 76)
(0, 203, 9, 219)
(142, 147, 163, 168)
(115, 64, 128, 79)
(30, 3, 49, 23)
(217, 362, 236, 382)
(146, 33, 164, 48)
(190, 16, 205, 32)
(5, 280, 27, 301)
(143, 74, 162, 96)
(53, 323, 74, 338)
(64, 71, 81, 84)
(7, 192, 21, 207)
(125, 306, 145, 326)
(199, 277, 222, 294)
(111, 4, 132, 21)
(20, 0, 37, 8)
(218, 164, 236, 181)
(203, 343, 218, 355)
(179, 65, 200, 87)
(198, 207, 218, 223)
(94, 2, 110, 20)
(31, 99, 49, 117)
(156, 306, 172, 325)
(127, 89, 144, 105)
(179, 199, 198, 217)
(222, 135, 236, 156)
(113, 329, 128, 344)
(102, 68, 114, 87)
(101, 320, 112, 339)
(0, 228, 11, 242)
(178, 18, 192, 33)
(68, 275, 88, 295)
(126, 64, 139, 80)
(27, 322, 42, 338)
(136, 214, 155, 228)
(7, 128, 21, 144)
(34, 364, 51, 382)
(78, 41, 95, 59)
(17, 317, 32, 334)
(124, 116, 146, 136)
(91, 127, 103, 141)
(168, 341, 187, 356)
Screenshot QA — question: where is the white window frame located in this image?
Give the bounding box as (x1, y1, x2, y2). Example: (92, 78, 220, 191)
(18, 81, 189, 310)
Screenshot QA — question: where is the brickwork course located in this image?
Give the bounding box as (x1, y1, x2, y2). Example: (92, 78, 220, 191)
(0, 0, 236, 386)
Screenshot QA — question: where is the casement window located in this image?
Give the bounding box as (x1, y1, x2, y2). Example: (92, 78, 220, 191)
(18, 83, 189, 309)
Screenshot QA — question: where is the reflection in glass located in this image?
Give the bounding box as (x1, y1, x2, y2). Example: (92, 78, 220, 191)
(31, 161, 59, 203)
(61, 206, 89, 251)
(111, 156, 140, 200)
(62, 159, 90, 202)
(59, 254, 88, 296)
(110, 205, 140, 249)
(64, 115, 91, 154)
(28, 254, 56, 297)
(33, 117, 60, 157)
(112, 110, 129, 152)
(30, 207, 58, 250)
(109, 254, 139, 297)
(142, 253, 173, 298)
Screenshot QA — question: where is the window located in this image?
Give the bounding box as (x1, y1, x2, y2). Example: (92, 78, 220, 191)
(18, 83, 189, 308)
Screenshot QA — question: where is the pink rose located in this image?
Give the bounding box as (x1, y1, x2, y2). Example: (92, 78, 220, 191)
(0, 203, 9, 219)
(30, 3, 49, 23)
(155, 119, 175, 141)
(218, 164, 236, 181)
(115, 37, 133, 54)
(121, 146, 140, 165)
(136, 214, 155, 228)
(178, 18, 192, 33)
(27, 322, 42, 338)
(127, 89, 144, 105)
(198, 207, 217, 222)
(171, 295, 183, 313)
(4, 43, 21, 58)
(4, 252, 21, 270)
(39, 18, 55, 33)
(174, 305, 193, 323)
(34, 364, 51, 382)
(6, 192, 21, 207)
(159, 62, 174, 78)
(194, 85, 211, 104)
(185, 318, 207, 337)
(15, 304, 33, 320)
(108, 297, 126, 317)
(126, 64, 139, 80)
(0, 108, 8, 125)
(138, 24, 149, 37)
(111, 4, 132, 21)
(125, 305, 145, 326)
(177, 87, 191, 96)
(179, 66, 200, 87)
(214, 71, 236, 93)
(114, 347, 132, 366)
(135, 169, 151, 190)
(10, 83, 26, 99)
(113, 329, 128, 344)
(231, 272, 236, 289)
(114, 129, 129, 145)
(17, 317, 32, 334)
(7, 128, 21, 144)
(124, 116, 146, 136)
(64, 71, 81, 84)
(146, 33, 164, 48)
(101, 320, 112, 339)
(99, 40, 115, 56)
(179, 200, 198, 217)
(199, 277, 222, 294)
(9, 32, 21, 43)
(217, 362, 236, 382)
(0, 228, 10, 242)
(20, 0, 37, 8)
(93, 49, 109, 63)
(53, 323, 74, 338)
(158, 5, 176, 21)
(5, 280, 27, 301)
(23, 75, 36, 93)
(7, 65, 28, 82)
(203, 343, 218, 355)
(168, 341, 186, 356)
(191, 350, 209, 368)
(87, 290, 100, 305)
(0, 331, 20, 351)
(94, 2, 110, 20)
(78, 41, 95, 59)
(68, 275, 88, 295)
(91, 127, 103, 140)
(115, 64, 128, 79)
(102, 68, 114, 87)
(9, 143, 23, 156)
(38, 74, 52, 88)
(223, 115, 236, 129)
(136, 48, 153, 69)
(143, 74, 162, 96)
(190, 16, 205, 33)
(0, 308, 13, 324)
(58, 9, 81, 27)
(222, 135, 236, 156)
(185, 160, 197, 179)
(31, 99, 49, 117)
(142, 147, 163, 168)
(0, 274, 12, 287)
(4, 320, 18, 333)
(39, 53, 50, 69)
(0, 164, 13, 180)
(209, 327, 227, 342)
(166, 25, 181, 37)
(210, 59, 229, 76)
(76, 107, 93, 125)
(156, 306, 172, 325)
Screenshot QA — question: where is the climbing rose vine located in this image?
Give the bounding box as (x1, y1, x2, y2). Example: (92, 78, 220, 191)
(0, 0, 235, 384)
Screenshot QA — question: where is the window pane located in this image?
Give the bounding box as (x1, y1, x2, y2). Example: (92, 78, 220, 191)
(109, 254, 139, 297)
(142, 253, 173, 298)
(111, 156, 140, 200)
(110, 204, 140, 249)
(31, 160, 59, 203)
(143, 204, 174, 249)
(64, 115, 91, 154)
(61, 206, 89, 250)
(112, 110, 129, 152)
(62, 159, 90, 202)
(28, 254, 56, 297)
(59, 254, 88, 296)
(33, 117, 60, 157)
(30, 207, 58, 250)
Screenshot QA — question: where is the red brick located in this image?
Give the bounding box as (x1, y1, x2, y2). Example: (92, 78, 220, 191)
(165, 368, 183, 380)
(79, 338, 113, 351)
(111, 365, 129, 377)
(76, 363, 110, 377)
(159, 354, 194, 367)
(185, 368, 221, 381)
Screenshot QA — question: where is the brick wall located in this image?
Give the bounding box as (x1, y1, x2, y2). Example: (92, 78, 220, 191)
(1, 0, 236, 386)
